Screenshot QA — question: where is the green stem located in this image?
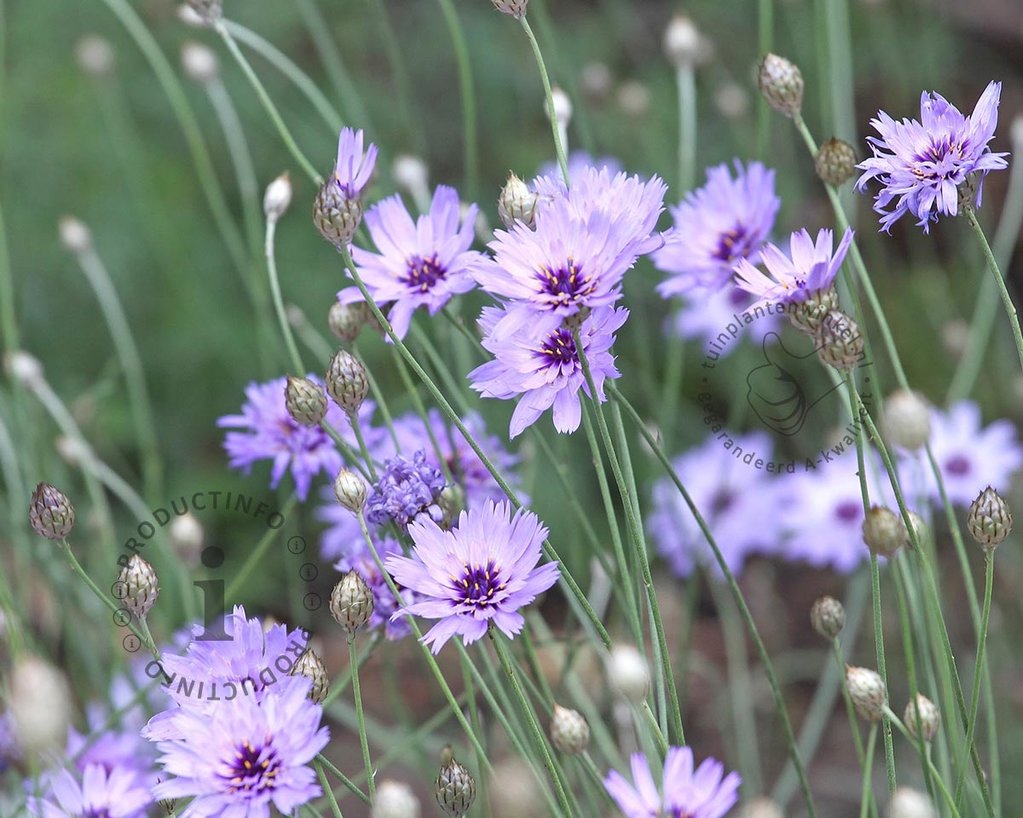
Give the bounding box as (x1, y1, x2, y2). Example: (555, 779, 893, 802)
(756, 0, 774, 159)
(347, 410, 378, 482)
(348, 635, 376, 798)
(315, 760, 346, 818)
(676, 63, 697, 193)
(435, 0, 478, 197)
(265, 217, 305, 373)
(224, 496, 298, 600)
(860, 722, 878, 818)
(294, 0, 369, 128)
(316, 752, 369, 804)
(868, 556, 897, 793)
(884, 706, 963, 818)
(520, 16, 569, 185)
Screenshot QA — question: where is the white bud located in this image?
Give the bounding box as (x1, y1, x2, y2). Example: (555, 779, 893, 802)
(55, 435, 91, 467)
(715, 81, 750, 120)
(888, 787, 937, 818)
(75, 35, 116, 78)
(1011, 115, 1023, 151)
(663, 16, 702, 68)
(9, 655, 72, 757)
(579, 61, 612, 102)
(882, 390, 931, 451)
(177, 3, 208, 27)
(608, 644, 649, 702)
(846, 665, 887, 722)
(544, 87, 572, 128)
(862, 505, 908, 557)
(550, 704, 589, 754)
(58, 216, 92, 254)
(334, 468, 368, 513)
(263, 172, 293, 221)
(373, 780, 421, 818)
(392, 155, 430, 199)
(617, 81, 652, 119)
(488, 758, 544, 818)
(114, 554, 160, 619)
(740, 797, 785, 818)
(181, 42, 218, 85)
(903, 693, 940, 742)
(169, 511, 204, 562)
(4, 351, 43, 387)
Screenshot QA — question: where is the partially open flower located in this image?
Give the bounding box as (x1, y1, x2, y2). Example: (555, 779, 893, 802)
(491, 0, 528, 19)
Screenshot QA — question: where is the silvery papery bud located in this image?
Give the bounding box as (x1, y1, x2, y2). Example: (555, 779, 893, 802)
(290, 648, 329, 704)
(862, 505, 908, 558)
(169, 511, 204, 565)
(608, 644, 650, 702)
(330, 571, 374, 634)
(75, 34, 115, 78)
(9, 655, 71, 757)
(334, 469, 367, 513)
(846, 665, 887, 722)
(284, 376, 327, 427)
(491, 0, 528, 19)
(373, 780, 421, 818)
(663, 16, 702, 68)
(325, 349, 369, 413)
(58, 216, 92, 254)
(186, 0, 221, 24)
(740, 797, 785, 818)
(5, 350, 43, 387)
(436, 749, 476, 818)
(328, 300, 373, 344)
(888, 787, 937, 818)
(263, 172, 293, 221)
(392, 155, 430, 202)
(549, 704, 590, 754)
(786, 286, 839, 335)
(814, 138, 858, 187)
(883, 389, 932, 451)
(181, 41, 218, 85)
(313, 180, 363, 249)
(816, 310, 864, 371)
(903, 693, 940, 742)
(756, 53, 803, 117)
(967, 486, 1012, 549)
(810, 595, 845, 640)
(29, 482, 75, 540)
(544, 86, 572, 129)
(115, 554, 160, 619)
(498, 173, 539, 230)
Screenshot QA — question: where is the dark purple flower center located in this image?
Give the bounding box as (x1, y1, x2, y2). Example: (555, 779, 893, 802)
(538, 329, 578, 367)
(835, 500, 861, 523)
(222, 738, 281, 795)
(453, 559, 506, 608)
(710, 488, 735, 517)
(537, 258, 595, 307)
(712, 224, 753, 264)
(945, 454, 972, 476)
(83, 811, 111, 818)
(914, 136, 966, 172)
(728, 287, 750, 308)
(404, 254, 446, 292)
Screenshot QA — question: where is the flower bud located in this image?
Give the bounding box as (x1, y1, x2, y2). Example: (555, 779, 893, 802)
(550, 704, 589, 754)
(5, 350, 43, 387)
(436, 748, 476, 818)
(392, 155, 429, 202)
(862, 505, 908, 558)
(816, 310, 864, 371)
(285, 376, 327, 427)
(608, 644, 650, 703)
(756, 53, 803, 117)
(814, 138, 858, 187)
(373, 780, 421, 818)
(169, 511, 204, 565)
(663, 16, 702, 69)
(617, 81, 651, 119)
(9, 655, 71, 757)
(334, 469, 368, 513)
(313, 180, 363, 249)
(740, 798, 785, 818)
(787, 286, 839, 335)
(58, 216, 92, 254)
(263, 172, 293, 221)
(181, 41, 218, 85)
(545, 86, 572, 129)
(330, 571, 374, 634)
(55, 436, 91, 468)
(177, 4, 208, 27)
(498, 173, 539, 230)
(438, 484, 465, 529)
(29, 483, 75, 540)
(325, 349, 369, 413)
(882, 390, 931, 451)
(903, 693, 940, 742)
(491, 0, 527, 19)
(114, 555, 160, 619)
(75, 35, 116, 78)
(888, 787, 937, 818)
(290, 648, 329, 704)
(580, 61, 613, 103)
(846, 665, 887, 722)
(967, 486, 1012, 549)
(185, 0, 221, 24)
(328, 300, 374, 344)
(810, 595, 845, 639)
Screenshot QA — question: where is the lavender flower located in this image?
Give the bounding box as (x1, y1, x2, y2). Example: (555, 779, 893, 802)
(384, 500, 559, 652)
(653, 160, 780, 295)
(670, 284, 782, 356)
(332, 127, 377, 197)
(469, 304, 628, 437)
(366, 450, 447, 528)
(338, 186, 482, 339)
(604, 746, 740, 818)
(27, 765, 152, 818)
(734, 227, 854, 309)
(151, 681, 329, 818)
(856, 82, 1008, 232)
(218, 377, 381, 501)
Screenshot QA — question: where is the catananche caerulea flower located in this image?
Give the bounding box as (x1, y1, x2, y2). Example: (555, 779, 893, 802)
(338, 185, 482, 339)
(654, 160, 780, 295)
(151, 681, 328, 818)
(469, 304, 628, 437)
(365, 450, 447, 528)
(669, 284, 781, 356)
(734, 227, 853, 310)
(26, 765, 152, 818)
(332, 127, 377, 198)
(604, 746, 741, 818)
(385, 500, 559, 652)
(856, 81, 1008, 233)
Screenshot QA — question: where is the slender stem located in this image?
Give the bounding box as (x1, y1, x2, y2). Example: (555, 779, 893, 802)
(520, 16, 569, 185)
(348, 635, 376, 798)
(347, 410, 378, 482)
(315, 760, 346, 818)
(294, 0, 369, 128)
(676, 63, 697, 193)
(756, 0, 773, 159)
(869, 555, 897, 793)
(265, 217, 305, 373)
(435, 0, 478, 197)
(860, 722, 878, 818)
(224, 496, 299, 600)
(884, 706, 963, 818)
(316, 752, 369, 805)
(0, 200, 17, 351)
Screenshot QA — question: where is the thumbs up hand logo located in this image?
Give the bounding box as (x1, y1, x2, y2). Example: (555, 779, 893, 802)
(746, 333, 843, 436)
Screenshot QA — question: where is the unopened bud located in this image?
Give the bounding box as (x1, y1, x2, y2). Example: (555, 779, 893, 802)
(663, 16, 702, 68)
(334, 469, 367, 513)
(177, 4, 207, 27)
(392, 155, 429, 200)
(185, 0, 221, 23)
(550, 704, 590, 754)
(968, 486, 1012, 549)
(263, 172, 293, 221)
(373, 780, 421, 818)
(883, 390, 931, 451)
(814, 138, 858, 186)
(862, 505, 908, 558)
(787, 287, 839, 335)
(9, 655, 71, 757)
(58, 216, 92, 254)
(285, 376, 327, 427)
(330, 571, 374, 634)
(545, 87, 572, 128)
(325, 349, 369, 413)
(740, 798, 785, 818)
(888, 787, 937, 818)
(617, 81, 651, 119)
(169, 511, 204, 564)
(114, 555, 160, 619)
(436, 749, 476, 818)
(498, 173, 539, 230)
(903, 693, 940, 742)
(29, 483, 75, 540)
(290, 649, 329, 703)
(75, 35, 116, 78)
(438, 484, 465, 529)
(491, 0, 527, 18)
(608, 644, 650, 702)
(810, 595, 845, 639)
(756, 53, 803, 117)
(181, 42, 218, 85)
(846, 665, 887, 722)
(816, 310, 864, 371)
(328, 301, 374, 344)
(580, 61, 613, 103)
(313, 181, 363, 249)
(55, 435, 91, 467)
(5, 350, 43, 387)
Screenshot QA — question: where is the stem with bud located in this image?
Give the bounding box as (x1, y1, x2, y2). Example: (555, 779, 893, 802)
(519, 16, 570, 186)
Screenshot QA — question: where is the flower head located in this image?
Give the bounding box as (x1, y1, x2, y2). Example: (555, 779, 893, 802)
(604, 746, 740, 818)
(653, 160, 780, 295)
(339, 186, 481, 339)
(734, 227, 853, 309)
(669, 284, 782, 355)
(385, 500, 559, 652)
(469, 304, 628, 437)
(856, 82, 1009, 232)
(332, 127, 377, 199)
(366, 450, 446, 528)
(27, 765, 153, 818)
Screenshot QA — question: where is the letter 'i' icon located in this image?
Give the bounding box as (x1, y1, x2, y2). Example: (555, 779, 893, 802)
(194, 546, 230, 641)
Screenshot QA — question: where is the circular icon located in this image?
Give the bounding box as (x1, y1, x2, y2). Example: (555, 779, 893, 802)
(111, 580, 128, 600)
(122, 633, 141, 653)
(303, 593, 322, 612)
(112, 608, 132, 627)
(201, 546, 225, 569)
(287, 536, 306, 555)
(299, 562, 318, 582)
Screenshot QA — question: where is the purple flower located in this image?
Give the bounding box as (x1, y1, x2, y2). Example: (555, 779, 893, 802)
(385, 500, 559, 652)
(474, 168, 665, 316)
(218, 377, 381, 501)
(653, 160, 780, 295)
(604, 746, 741, 818)
(734, 227, 853, 309)
(856, 82, 1009, 233)
(366, 450, 447, 528)
(151, 681, 329, 818)
(670, 284, 782, 356)
(469, 304, 628, 437)
(647, 432, 784, 578)
(338, 186, 481, 339)
(27, 765, 152, 818)
(332, 127, 377, 198)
